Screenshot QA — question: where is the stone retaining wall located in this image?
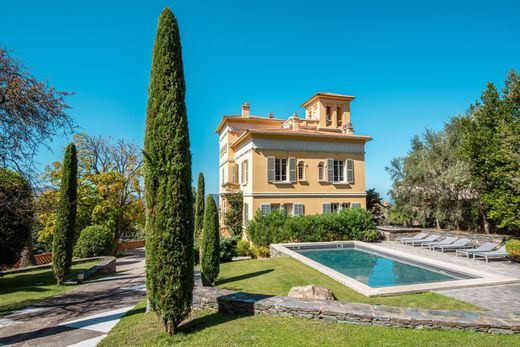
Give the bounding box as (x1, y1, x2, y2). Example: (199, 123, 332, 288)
(193, 286, 520, 334)
(377, 226, 508, 244)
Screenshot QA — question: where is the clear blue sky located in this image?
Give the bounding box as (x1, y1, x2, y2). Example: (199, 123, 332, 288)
(1, 0, 519, 197)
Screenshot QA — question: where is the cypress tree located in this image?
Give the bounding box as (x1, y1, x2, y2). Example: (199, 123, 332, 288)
(144, 7, 193, 336)
(194, 172, 205, 239)
(52, 143, 78, 284)
(201, 195, 220, 286)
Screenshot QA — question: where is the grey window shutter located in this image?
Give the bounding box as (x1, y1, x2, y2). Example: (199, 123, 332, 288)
(327, 159, 334, 182)
(289, 157, 297, 183)
(352, 202, 361, 209)
(245, 160, 249, 184)
(322, 203, 331, 213)
(267, 156, 275, 182)
(347, 159, 354, 184)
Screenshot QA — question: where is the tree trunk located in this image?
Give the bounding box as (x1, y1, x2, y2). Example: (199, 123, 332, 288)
(19, 232, 35, 267)
(482, 212, 490, 234)
(435, 216, 441, 230)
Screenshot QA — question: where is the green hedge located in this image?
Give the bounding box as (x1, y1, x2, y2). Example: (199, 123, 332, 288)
(247, 208, 380, 247)
(74, 225, 114, 258)
(506, 239, 520, 262)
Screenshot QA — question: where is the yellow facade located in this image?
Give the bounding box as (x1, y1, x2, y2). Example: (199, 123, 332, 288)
(217, 93, 372, 230)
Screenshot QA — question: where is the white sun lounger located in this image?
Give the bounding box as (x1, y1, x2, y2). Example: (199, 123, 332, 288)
(473, 245, 508, 262)
(456, 242, 498, 258)
(421, 236, 458, 249)
(432, 238, 472, 253)
(405, 234, 440, 246)
(396, 232, 428, 244)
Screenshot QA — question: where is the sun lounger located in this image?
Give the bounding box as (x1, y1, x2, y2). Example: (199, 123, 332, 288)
(473, 245, 508, 262)
(456, 242, 498, 258)
(432, 238, 472, 252)
(421, 236, 458, 249)
(396, 232, 428, 244)
(404, 234, 440, 246)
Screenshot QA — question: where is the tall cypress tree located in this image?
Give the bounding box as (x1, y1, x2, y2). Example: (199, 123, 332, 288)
(201, 195, 220, 286)
(52, 143, 77, 285)
(194, 172, 205, 239)
(144, 7, 193, 336)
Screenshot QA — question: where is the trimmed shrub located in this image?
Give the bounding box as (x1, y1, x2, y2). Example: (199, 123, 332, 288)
(506, 239, 520, 262)
(247, 208, 379, 247)
(219, 237, 237, 262)
(201, 196, 220, 286)
(236, 239, 251, 256)
(247, 210, 287, 247)
(73, 225, 113, 258)
(0, 168, 33, 266)
(250, 245, 270, 259)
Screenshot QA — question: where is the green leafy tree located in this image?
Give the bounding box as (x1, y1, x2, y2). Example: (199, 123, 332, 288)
(460, 70, 520, 232)
(0, 168, 33, 266)
(224, 193, 243, 237)
(194, 173, 205, 239)
(201, 195, 220, 286)
(144, 8, 193, 336)
(52, 143, 78, 284)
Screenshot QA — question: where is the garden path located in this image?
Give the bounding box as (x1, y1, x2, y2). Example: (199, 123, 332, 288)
(0, 249, 146, 347)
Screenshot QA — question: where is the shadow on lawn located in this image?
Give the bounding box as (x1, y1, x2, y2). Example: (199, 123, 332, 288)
(215, 269, 273, 285)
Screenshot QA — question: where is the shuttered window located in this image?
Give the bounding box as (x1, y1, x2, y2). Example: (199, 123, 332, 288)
(333, 160, 344, 182)
(289, 157, 296, 183)
(261, 204, 271, 216)
(322, 203, 331, 213)
(267, 156, 275, 182)
(327, 159, 334, 182)
(233, 164, 239, 184)
(293, 203, 305, 216)
(346, 159, 354, 184)
(352, 202, 361, 209)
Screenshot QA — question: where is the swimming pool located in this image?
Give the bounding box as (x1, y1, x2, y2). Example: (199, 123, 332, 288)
(271, 241, 519, 296)
(296, 247, 466, 288)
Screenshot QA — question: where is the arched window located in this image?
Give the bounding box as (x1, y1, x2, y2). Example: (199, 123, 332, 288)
(317, 162, 324, 181)
(297, 161, 305, 181)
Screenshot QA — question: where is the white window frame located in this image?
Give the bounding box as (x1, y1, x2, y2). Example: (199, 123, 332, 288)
(333, 160, 345, 183)
(274, 158, 288, 183)
(317, 162, 325, 182)
(293, 203, 305, 216)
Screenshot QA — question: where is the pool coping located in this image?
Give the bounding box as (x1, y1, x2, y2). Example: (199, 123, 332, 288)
(270, 241, 520, 297)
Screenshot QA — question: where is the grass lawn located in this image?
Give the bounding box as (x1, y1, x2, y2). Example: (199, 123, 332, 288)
(0, 260, 99, 316)
(216, 257, 480, 311)
(99, 300, 520, 347)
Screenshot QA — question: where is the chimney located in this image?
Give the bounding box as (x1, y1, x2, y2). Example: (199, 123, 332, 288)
(267, 112, 273, 118)
(241, 102, 250, 118)
(292, 113, 300, 131)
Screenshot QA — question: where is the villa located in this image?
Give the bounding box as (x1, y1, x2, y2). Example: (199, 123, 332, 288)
(216, 92, 372, 229)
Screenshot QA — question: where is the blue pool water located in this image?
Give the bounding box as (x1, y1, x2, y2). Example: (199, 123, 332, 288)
(296, 247, 465, 288)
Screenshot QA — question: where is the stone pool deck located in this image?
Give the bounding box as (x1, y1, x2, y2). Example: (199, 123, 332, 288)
(377, 241, 520, 316)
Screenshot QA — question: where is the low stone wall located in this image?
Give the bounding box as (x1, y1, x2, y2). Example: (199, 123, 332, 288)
(83, 256, 116, 280)
(193, 286, 520, 334)
(377, 226, 508, 245)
